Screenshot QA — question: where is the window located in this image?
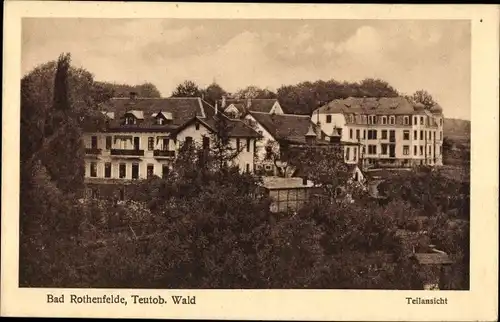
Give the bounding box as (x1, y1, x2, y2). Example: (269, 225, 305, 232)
(90, 162, 97, 177)
(148, 137, 154, 151)
(420, 130, 424, 140)
(414, 145, 417, 156)
(381, 130, 387, 140)
(367, 130, 377, 140)
(403, 130, 410, 140)
(440, 131, 443, 140)
(346, 147, 350, 160)
(353, 147, 357, 161)
(185, 137, 193, 146)
(403, 145, 409, 155)
(414, 130, 417, 140)
(147, 164, 154, 178)
(414, 116, 418, 124)
(246, 138, 251, 152)
(125, 116, 136, 125)
(119, 163, 126, 178)
(419, 146, 424, 156)
(132, 163, 139, 179)
(363, 130, 366, 140)
(203, 136, 210, 150)
(195, 122, 200, 131)
(162, 164, 169, 179)
(246, 163, 250, 173)
(326, 115, 332, 123)
(389, 116, 395, 125)
(368, 115, 377, 124)
(381, 116, 387, 125)
(420, 116, 424, 125)
(104, 162, 111, 178)
(356, 129, 360, 140)
(162, 138, 170, 151)
(362, 146, 366, 154)
(236, 138, 241, 151)
(368, 145, 377, 155)
(104, 136, 111, 150)
(381, 144, 388, 155)
(91, 136, 98, 149)
(433, 131, 436, 141)
(349, 129, 353, 139)
(404, 116, 410, 125)
(157, 118, 164, 125)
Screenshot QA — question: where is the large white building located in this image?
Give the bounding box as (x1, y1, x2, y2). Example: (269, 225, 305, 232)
(311, 97, 444, 168)
(82, 95, 260, 187)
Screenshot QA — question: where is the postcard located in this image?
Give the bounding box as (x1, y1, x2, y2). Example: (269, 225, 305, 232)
(1, 2, 498, 321)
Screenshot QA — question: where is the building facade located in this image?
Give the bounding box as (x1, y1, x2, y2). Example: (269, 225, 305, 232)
(311, 97, 444, 168)
(82, 96, 260, 185)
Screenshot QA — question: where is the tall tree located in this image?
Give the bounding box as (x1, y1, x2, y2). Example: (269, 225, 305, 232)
(235, 86, 277, 99)
(203, 82, 227, 105)
(410, 90, 437, 109)
(171, 80, 202, 97)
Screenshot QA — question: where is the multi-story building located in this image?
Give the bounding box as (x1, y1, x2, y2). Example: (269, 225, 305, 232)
(217, 97, 284, 118)
(82, 94, 260, 189)
(311, 97, 444, 168)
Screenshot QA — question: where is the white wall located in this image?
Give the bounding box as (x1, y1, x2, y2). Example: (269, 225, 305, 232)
(243, 114, 277, 162)
(311, 111, 347, 140)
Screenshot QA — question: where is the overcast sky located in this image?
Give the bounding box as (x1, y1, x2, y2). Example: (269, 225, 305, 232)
(22, 18, 471, 120)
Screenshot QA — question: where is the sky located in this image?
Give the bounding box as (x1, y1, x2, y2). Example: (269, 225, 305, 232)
(22, 18, 471, 120)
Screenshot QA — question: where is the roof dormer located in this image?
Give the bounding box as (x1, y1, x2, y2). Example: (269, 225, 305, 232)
(123, 110, 144, 125)
(152, 111, 173, 125)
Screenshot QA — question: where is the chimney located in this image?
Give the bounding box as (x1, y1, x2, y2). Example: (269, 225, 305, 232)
(246, 97, 252, 109)
(221, 95, 227, 108)
(129, 91, 138, 100)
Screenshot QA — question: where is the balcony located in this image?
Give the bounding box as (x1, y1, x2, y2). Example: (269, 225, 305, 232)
(85, 148, 102, 155)
(153, 150, 175, 158)
(110, 149, 144, 156)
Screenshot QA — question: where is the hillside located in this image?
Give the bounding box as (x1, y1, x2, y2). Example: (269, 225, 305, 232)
(444, 118, 470, 142)
(443, 118, 470, 167)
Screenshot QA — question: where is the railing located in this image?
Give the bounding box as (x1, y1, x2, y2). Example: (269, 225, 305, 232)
(85, 148, 102, 155)
(110, 149, 144, 156)
(153, 150, 175, 157)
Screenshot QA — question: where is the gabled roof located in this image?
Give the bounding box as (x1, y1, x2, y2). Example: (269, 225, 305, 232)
(249, 111, 326, 144)
(99, 97, 207, 131)
(218, 98, 279, 114)
(314, 97, 426, 116)
(171, 113, 261, 139)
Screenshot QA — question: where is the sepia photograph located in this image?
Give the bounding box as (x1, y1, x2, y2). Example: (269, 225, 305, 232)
(19, 17, 471, 290)
(2, 2, 498, 321)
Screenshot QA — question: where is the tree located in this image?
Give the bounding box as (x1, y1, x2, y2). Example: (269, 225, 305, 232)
(171, 80, 202, 97)
(410, 90, 437, 109)
(203, 82, 227, 106)
(358, 78, 399, 97)
(207, 115, 242, 173)
(287, 145, 356, 202)
(235, 86, 277, 99)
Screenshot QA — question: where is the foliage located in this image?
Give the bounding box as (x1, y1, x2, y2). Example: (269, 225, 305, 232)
(277, 78, 399, 115)
(171, 80, 202, 97)
(203, 82, 227, 106)
(407, 89, 437, 109)
(234, 86, 277, 99)
(94, 81, 161, 99)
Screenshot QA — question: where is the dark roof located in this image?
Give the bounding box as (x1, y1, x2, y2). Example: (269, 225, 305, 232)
(171, 113, 261, 138)
(99, 97, 208, 131)
(412, 252, 454, 265)
(219, 98, 278, 114)
(249, 111, 326, 144)
(315, 96, 427, 116)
